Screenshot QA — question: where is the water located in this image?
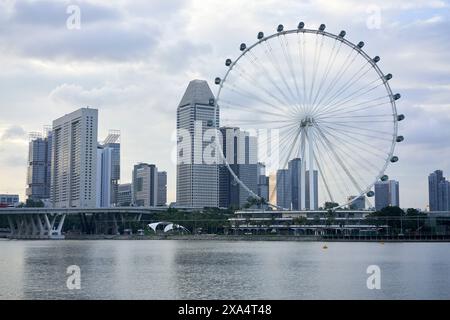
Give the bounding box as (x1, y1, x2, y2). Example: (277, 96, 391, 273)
(0, 240, 449, 300)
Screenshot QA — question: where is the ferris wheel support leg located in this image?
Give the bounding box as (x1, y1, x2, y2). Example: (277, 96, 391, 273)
(308, 130, 315, 210)
(300, 131, 306, 210)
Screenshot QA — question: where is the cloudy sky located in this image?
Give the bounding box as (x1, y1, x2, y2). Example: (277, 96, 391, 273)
(0, 0, 449, 209)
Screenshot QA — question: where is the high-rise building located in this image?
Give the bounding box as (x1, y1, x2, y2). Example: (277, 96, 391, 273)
(219, 127, 258, 208)
(428, 170, 449, 211)
(257, 162, 269, 204)
(132, 163, 158, 207)
(285, 158, 318, 210)
(276, 169, 291, 209)
(176, 80, 219, 208)
(26, 129, 52, 201)
(374, 180, 399, 210)
(348, 195, 365, 210)
(117, 183, 132, 207)
(305, 170, 319, 210)
(157, 171, 167, 206)
(50, 108, 98, 208)
(96, 131, 120, 208)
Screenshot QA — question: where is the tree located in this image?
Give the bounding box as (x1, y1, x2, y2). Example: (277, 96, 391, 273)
(324, 202, 339, 210)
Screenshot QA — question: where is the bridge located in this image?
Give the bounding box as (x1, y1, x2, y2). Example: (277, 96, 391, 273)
(0, 207, 198, 239)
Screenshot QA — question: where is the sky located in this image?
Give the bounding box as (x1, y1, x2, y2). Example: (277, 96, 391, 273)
(0, 0, 449, 209)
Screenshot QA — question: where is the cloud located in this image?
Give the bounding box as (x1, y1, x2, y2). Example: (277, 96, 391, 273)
(0, 125, 27, 141)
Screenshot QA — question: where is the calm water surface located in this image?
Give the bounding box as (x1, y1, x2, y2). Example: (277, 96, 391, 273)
(0, 240, 449, 299)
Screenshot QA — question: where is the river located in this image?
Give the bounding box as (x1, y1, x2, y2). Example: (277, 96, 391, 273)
(0, 240, 449, 299)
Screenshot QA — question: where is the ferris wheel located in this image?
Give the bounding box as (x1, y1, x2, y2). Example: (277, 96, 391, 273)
(214, 22, 405, 210)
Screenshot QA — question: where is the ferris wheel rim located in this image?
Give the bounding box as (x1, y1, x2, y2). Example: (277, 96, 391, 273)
(214, 25, 400, 211)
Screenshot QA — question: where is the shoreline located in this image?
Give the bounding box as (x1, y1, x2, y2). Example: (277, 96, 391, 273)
(1, 234, 448, 242)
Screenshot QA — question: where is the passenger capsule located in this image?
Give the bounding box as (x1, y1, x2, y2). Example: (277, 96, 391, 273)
(215, 77, 221, 85)
(373, 56, 380, 63)
(257, 32, 264, 40)
(298, 22, 305, 29)
(339, 30, 346, 37)
(225, 59, 232, 66)
(393, 93, 401, 100)
(381, 175, 389, 182)
(384, 73, 393, 81)
(367, 191, 375, 197)
(397, 114, 405, 121)
(391, 156, 399, 163)
(357, 41, 365, 48)
(396, 136, 404, 142)
(319, 24, 326, 31)
(209, 98, 215, 106)
(240, 43, 246, 51)
(277, 24, 284, 32)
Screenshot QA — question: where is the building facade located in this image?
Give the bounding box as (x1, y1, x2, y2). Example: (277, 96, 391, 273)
(176, 80, 219, 208)
(257, 162, 270, 204)
(50, 108, 98, 208)
(276, 169, 291, 209)
(157, 171, 167, 206)
(132, 163, 158, 207)
(219, 127, 258, 208)
(374, 180, 400, 211)
(428, 170, 450, 211)
(117, 183, 132, 207)
(26, 130, 52, 201)
(96, 131, 120, 208)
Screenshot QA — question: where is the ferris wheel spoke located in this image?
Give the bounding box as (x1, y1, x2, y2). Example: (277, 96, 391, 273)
(244, 51, 298, 113)
(318, 123, 392, 157)
(316, 121, 393, 136)
(220, 100, 291, 120)
(313, 124, 366, 196)
(307, 33, 325, 112)
(307, 130, 335, 203)
(222, 82, 294, 118)
(318, 81, 385, 117)
(298, 33, 309, 114)
(318, 123, 392, 142)
(310, 38, 341, 113)
(279, 34, 305, 114)
(311, 128, 353, 200)
(315, 95, 389, 119)
(317, 125, 388, 170)
(232, 63, 298, 116)
(313, 48, 359, 111)
(318, 113, 393, 120)
(262, 41, 302, 114)
(318, 60, 372, 111)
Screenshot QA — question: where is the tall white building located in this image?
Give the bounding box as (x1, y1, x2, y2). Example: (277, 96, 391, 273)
(176, 80, 219, 208)
(50, 108, 98, 208)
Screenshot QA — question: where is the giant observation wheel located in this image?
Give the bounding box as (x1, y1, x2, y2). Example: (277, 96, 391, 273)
(214, 22, 405, 210)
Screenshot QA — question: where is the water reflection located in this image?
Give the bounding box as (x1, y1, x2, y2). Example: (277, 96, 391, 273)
(0, 240, 449, 299)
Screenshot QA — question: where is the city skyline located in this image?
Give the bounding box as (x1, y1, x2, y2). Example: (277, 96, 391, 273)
(1, 0, 450, 209)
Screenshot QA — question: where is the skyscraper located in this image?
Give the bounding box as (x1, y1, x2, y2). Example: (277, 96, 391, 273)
(428, 170, 448, 211)
(26, 129, 52, 201)
(285, 158, 318, 210)
(374, 180, 399, 211)
(50, 108, 98, 208)
(276, 169, 291, 209)
(257, 162, 269, 204)
(219, 127, 258, 208)
(157, 171, 167, 206)
(132, 163, 158, 207)
(176, 80, 219, 208)
(96, 131, 120, 208)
